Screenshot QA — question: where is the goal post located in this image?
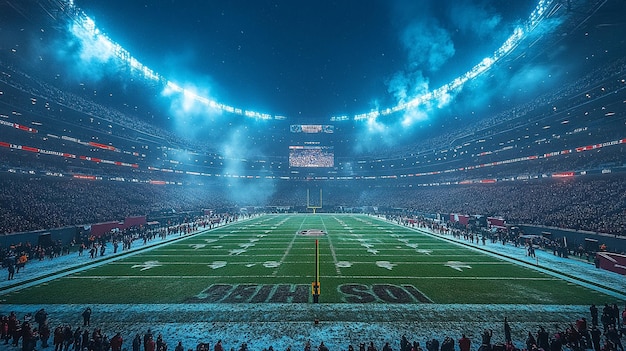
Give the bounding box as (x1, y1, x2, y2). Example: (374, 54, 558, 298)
(312, 239, 320, 303)
(306, 189, 322, 214)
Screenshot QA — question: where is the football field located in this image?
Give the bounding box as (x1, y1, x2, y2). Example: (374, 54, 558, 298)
(1, 213, 616, 304)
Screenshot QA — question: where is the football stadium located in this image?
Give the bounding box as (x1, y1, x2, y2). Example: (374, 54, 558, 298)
(0, 0, 625, 350)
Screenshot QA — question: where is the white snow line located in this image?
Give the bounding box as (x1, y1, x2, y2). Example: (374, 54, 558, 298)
(66, 275, 559, 280)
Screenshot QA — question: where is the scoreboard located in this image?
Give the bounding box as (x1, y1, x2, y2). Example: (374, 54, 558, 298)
(290, 124, 334, 134)
(289, 124, 334, 168)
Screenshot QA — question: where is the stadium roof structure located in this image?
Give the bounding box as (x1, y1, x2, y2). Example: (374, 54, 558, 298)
(0, 0, 625, 182)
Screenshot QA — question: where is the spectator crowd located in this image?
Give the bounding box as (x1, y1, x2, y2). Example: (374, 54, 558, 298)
(1, 304, 624, 351)
(0, 173, 624, 237)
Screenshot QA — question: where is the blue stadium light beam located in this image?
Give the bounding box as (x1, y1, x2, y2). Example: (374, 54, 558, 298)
(61, 0, 555, 124)
(335, 0, 556, 124)
(61, 1, 276, 121)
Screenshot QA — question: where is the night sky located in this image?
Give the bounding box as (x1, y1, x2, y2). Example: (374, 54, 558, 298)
(72, 0, 537, 121)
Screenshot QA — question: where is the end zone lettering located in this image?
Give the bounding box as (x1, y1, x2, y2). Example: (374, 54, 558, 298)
(339, 284, 432, 303)
(189, 284, 309, 303)
(188, 284, 432, 303)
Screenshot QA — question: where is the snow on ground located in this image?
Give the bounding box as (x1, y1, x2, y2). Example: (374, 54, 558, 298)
(1, 216, 625, 351)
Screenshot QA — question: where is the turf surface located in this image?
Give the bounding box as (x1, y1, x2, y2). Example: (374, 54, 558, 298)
(1, 214, 614, 304)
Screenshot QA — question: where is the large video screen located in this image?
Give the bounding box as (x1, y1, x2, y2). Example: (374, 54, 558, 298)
(289, 146, 334, 168)
(290, 124, 334, 134)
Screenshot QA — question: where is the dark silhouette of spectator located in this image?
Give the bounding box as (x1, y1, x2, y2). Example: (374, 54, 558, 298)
(82, 307, 91, 327)
(591, 304, 599, 326)
(504, 317, 512, 343)
(458, 335, 471, 351)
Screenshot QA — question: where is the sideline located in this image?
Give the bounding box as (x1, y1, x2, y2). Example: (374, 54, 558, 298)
(375, 215, 626, 301)
(0, 215, 260, 295)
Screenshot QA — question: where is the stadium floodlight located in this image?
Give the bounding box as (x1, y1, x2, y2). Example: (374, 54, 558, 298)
(59, 0, 554, 123)
(62, 1, 277, 121)
(350, 0, 554, 123)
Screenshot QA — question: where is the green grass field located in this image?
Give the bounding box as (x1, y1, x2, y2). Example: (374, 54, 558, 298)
(2, 214, 615, 304)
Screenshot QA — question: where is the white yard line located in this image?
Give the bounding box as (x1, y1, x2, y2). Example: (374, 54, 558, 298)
(108, 260, 516, 265)
(322, 216, 342, 276)
(271, 215, 302, 277)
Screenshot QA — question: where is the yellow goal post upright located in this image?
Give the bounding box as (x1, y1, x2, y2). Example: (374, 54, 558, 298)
(312, 239, 320, 303)
(306, 189, 323, 214)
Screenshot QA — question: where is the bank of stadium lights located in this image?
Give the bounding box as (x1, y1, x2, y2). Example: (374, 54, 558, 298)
(66, 5, 276, 120)
(69, 13, 162, 84)
(349, 27, 520, 123)
(63, 0, 551, 123)
(163, 81, 273, 120)
(338, 0, 549, 123)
